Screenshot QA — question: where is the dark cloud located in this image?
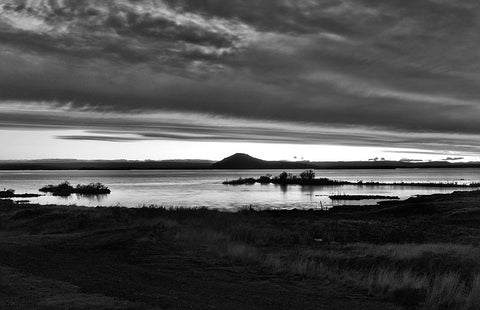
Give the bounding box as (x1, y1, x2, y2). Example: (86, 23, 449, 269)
(1, 0, 480, 155)
(2, 107, 480, 158)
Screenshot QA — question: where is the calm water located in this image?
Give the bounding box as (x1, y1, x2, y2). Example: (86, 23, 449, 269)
(1, 169, 479, 210)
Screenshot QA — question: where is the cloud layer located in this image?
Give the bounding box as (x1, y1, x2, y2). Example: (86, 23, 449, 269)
(1, 0, 480, 155)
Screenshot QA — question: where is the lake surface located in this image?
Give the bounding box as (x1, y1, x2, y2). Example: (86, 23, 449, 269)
(1, 169, 479, 210)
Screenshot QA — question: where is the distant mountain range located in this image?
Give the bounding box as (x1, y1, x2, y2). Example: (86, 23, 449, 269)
(1, 153, 479, 170)
(0, 159, 213, 170)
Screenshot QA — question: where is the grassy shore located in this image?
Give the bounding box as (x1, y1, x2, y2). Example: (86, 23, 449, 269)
(1, 191, 480, 309)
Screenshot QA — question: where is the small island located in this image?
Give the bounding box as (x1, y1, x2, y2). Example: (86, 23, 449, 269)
(223, 171, 480, 188)
(224, 171, 350, 186)
(0, 189, 42, 198)
(39, 181, 111, 196)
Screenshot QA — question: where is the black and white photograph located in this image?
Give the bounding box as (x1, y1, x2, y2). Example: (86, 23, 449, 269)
(1, 1, 480, 309)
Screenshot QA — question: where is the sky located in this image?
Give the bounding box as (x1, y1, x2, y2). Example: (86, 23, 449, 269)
(1, 0, 480, 161)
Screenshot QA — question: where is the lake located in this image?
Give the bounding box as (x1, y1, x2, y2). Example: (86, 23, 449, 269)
(1, 169, 479, 210)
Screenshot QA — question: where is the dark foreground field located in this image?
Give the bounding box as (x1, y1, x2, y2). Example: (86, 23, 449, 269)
(1, 191, 480, 309)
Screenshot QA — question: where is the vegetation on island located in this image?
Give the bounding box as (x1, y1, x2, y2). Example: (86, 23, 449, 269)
(39, 181, 111, 196)
(0, 189, 15, 198)
(224, 170, 350, 186)
(224, 171, 480, 188)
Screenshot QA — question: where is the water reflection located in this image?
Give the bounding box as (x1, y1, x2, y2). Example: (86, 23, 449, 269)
(75, 193, 109, 203)
(46, 193, 109, 204)
(276, 184, 288, 193)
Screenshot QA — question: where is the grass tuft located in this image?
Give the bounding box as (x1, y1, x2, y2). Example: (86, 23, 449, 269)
(424, 273, 465, 310)
(464, 274, 480, 310)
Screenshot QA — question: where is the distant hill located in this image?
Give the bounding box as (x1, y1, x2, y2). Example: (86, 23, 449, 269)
(211, 153, 265, 169)
(211, 153, 316, 169)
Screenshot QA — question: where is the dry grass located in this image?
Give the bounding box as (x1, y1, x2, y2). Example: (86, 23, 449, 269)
(168, 216, 480, 310)
(364, 270, 480, 309)
(424, 273, 465, 310)
(264, 255, 324, 276)
(366, 269, 428, 294)
(126, 209, 480, 310)
(346, 243, 480, 260)
(464, 274, 480, 310)
(225, 243, 262, 264)
(212, 239, 480, 309)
